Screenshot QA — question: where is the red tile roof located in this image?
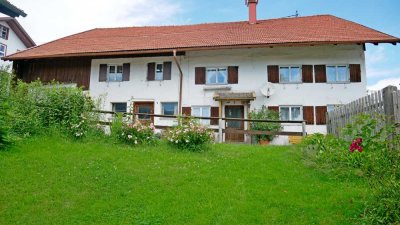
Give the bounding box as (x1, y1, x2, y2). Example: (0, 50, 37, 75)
(6, 15, 400, 60)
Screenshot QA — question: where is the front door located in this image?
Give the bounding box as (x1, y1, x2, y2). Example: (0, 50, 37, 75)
(134, 102, 154, 124)
(225, 105, 245, 143)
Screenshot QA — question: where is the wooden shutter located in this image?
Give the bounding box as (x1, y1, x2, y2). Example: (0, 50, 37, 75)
(302, 65, 313, 83)
(163, 61, 172, 80)
(267, 65, 279, 83)
(195, 67, 206, 85)
(314, 65, 327, 83)
(349, 64, 361, 82)
(228, 66, 239, 84)
(122, 63, 130, 81)
(303, 106, 315, 125)
(182, 107, 191, 116)
(316, 106, 328, 125)
(99, 64, 107, 82)
(147, 63, 155, 81)
(210, 107, 219, 125)
(268, 106, 279, 112)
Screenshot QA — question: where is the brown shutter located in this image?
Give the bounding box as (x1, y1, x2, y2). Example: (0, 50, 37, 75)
(99, 64, 107, 82)
(268, 106, 279, 112)
(147, 63, 155, 81)
(349, 64, 361, 82)
(195, 67, 206, 85)
(316, 106, 328, 125)
(210, 107, 219, 125)
(228, 66, 239, 84)
(303, 106, 315, 125)
(267, 65, 279, 83)
(182, 107, 191, 116)
(314, 65, 327, 83)
(122, 63, 130, 81)
(302, 65, 313, 83)
(163, 61, 172, 80)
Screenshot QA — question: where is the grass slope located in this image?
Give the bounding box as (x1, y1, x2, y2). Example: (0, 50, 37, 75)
(0, 135, 369, 225)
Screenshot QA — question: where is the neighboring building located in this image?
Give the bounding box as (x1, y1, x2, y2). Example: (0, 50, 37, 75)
(0, 1, 35, 68)
(4, 1, 400, 144)
(0, 0, 26, 18)
(0, 17, 35, 68)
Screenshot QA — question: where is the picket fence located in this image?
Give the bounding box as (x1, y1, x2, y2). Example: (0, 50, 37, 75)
(327, 86, 400, 136)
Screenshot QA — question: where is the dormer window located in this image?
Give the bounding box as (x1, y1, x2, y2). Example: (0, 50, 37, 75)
(0, 25, 9, 40)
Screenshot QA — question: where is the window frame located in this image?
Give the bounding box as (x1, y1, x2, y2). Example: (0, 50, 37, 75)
(191, 106, 211, 125)
(327, 104, 342, 112)
(205, 67, 228, 85)
(161, 102, 178, 116)
(0, 25, 9, 40)
(155, 63, 164, 81)
(279, 105, 303, 121)
(279, 65, 302, 83)
(0, 43, 6, 57)
(107, 64, 123, 82)
(326, 65, 350, 83)
(112, 102, 127, 113)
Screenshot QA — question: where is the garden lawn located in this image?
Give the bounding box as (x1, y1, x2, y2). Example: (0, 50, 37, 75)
(0, 135, 370, 225)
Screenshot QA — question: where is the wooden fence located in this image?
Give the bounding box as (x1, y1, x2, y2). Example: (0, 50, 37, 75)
(327, 86, 400, 136)
(95, 111, 307, 144)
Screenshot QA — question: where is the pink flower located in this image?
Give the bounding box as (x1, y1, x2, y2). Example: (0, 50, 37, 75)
(349, 138, 363, 153)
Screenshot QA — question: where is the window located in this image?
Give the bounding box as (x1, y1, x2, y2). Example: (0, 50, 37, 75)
(206, 67, 227, 84)
(191, 106, 211, 125)
(155, 63, 163, 80)
(0, 25, 9, 40)
(0, 44, 6, 57)
(107, 65, 123, 82)
(279, 66, 301, 83)
(280, 106, 303, 121)
(162, 102, 178, 116)
(327, 65, 349, 83)
(327, 104, 341, 112)
(112, 103, 127, 113)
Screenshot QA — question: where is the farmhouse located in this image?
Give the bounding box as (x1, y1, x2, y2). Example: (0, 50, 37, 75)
(4, 1, 400, 143)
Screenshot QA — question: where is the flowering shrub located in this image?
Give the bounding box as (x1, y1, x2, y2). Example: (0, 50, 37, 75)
(302, 114, 400, 224)
(165, 118, 214, 151)
(117, 119, 157, 145)
(349, 138, 363, 153)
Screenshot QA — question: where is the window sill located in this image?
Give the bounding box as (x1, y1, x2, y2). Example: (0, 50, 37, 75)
(203, 85, 232, 91)
(279, 82, 303, 84)
(326, 82, 351, 84)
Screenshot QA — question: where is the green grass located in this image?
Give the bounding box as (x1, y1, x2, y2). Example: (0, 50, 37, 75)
(0, 135, 370, 225)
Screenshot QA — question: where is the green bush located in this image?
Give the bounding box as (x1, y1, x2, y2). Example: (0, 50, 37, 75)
(302, 114, 400, 224)
(165, 118, 214, 151)
(113, 115, 158, 145)
(248, 106, 281, 141)
(0, 69, 98, 140)
(0, 70, 12, 149)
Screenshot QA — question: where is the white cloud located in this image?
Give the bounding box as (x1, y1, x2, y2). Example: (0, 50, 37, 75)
(367, 77, 400, 91)
(6, 0, 184, 44)
(366, 46, 386, 64)
(366, 67, 400, 78)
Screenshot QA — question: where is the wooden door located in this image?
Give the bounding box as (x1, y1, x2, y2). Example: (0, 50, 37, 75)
(225, 105, 245, 143)
(134, 102, 154, 124)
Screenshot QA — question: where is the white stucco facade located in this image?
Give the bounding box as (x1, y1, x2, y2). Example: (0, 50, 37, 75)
(89, 44, 367, 144)
(0, 21, 28, 68)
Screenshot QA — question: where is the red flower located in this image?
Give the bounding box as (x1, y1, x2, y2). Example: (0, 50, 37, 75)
(349, 138, 363, 153)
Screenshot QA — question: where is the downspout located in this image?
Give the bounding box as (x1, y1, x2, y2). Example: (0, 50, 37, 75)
(173, 50, 184, 115)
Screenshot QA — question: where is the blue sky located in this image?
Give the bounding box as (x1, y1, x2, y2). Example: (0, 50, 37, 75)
(7, 0, 400, 89)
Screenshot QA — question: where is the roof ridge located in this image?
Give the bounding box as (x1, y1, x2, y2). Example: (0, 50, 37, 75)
(93, 14, 333, 30)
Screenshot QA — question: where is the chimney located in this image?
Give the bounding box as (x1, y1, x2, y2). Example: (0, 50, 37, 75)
(246, 0, 258, 24)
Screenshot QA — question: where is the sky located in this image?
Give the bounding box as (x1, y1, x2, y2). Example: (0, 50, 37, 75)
(4, 0, 400, 90)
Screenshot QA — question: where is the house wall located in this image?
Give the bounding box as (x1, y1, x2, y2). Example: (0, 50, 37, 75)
(0, 21, 27, 68)
(89, 44, 367, 144)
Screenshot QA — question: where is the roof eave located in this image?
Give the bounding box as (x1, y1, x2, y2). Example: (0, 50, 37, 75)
(5, 39, 400, 61)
